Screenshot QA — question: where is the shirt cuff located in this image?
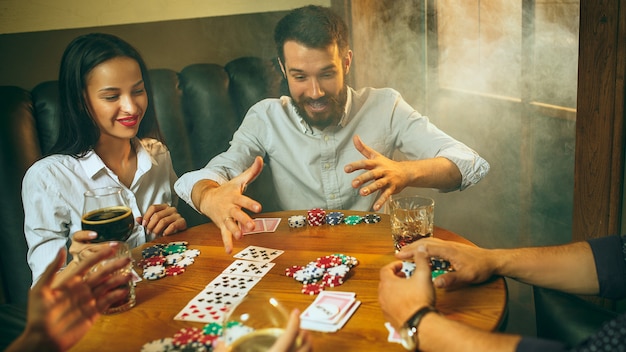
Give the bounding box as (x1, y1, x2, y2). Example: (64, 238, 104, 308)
(516, 337, 567, 352)
(174, 169, 228, 213)
(588, 234, 626, 299)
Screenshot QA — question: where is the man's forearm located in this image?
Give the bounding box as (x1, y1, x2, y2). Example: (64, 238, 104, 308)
(418, 312, 520, 352)
(406, 157, 462, 190)
(491, 241, 598, 295)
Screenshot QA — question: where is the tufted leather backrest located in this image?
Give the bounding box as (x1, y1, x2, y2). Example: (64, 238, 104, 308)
(0, 57, 283, 305)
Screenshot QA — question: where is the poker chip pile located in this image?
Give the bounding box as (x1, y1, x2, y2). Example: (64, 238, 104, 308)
(285, 253, 359, 295)
(140, 241, 200, 280)
(288, 208, 381, 228)
(140, 321, 248, 351)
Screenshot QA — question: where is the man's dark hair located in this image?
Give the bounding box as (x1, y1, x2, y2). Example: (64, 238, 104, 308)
(274, 5, 349, 63)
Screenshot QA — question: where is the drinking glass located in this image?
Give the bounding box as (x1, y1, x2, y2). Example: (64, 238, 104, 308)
(82, 187, 134, 242)
(389, 195, 435, 252)
(222, 294, 294, 351)
(78, 241, 136, 314)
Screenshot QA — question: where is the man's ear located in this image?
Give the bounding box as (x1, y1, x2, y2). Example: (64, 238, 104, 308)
(278, 57, 287, 79)
(343, 50, 353, 75)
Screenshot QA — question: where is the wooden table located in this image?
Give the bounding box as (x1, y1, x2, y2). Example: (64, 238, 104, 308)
(71, 211, 507, 351)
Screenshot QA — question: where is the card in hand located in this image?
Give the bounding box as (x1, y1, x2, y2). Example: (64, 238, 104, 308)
(242, 219, 266, 235)
(233, 245, 284, 263)
(222, 259, 275, 277)
(262, 218, 281, 232)
(241, 218, 282, 235)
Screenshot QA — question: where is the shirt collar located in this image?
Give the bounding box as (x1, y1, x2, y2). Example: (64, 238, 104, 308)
(78, 138, 156, 180)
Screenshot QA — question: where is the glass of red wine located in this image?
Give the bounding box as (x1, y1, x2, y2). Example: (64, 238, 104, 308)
(81, 187, 134, 242)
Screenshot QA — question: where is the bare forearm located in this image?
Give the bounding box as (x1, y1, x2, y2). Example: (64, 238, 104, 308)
(491, 241, 598, 294)
(419, 313, 520, 352)
(406, 157, 462, 190)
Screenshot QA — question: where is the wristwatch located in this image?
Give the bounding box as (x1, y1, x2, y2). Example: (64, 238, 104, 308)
(399, 305, 439, 351)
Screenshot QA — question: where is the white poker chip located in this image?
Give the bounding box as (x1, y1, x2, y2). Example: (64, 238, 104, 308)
(401, 261, 416, 278)
(293, 266, 324, 283)
(143, 264, 166, 280)
(165, 252, 183, 265)
(141, 337, 176, 352)
(167, 241, 189, 246)
(326, 264, 350, 277)
(182, 249, 201, 258)
(224, 325, 255, 345)
(174, 256, 195, 268)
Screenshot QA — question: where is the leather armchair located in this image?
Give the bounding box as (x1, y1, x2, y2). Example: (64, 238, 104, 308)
(0, 56, 282, 307)
(533, 286, 620, 346)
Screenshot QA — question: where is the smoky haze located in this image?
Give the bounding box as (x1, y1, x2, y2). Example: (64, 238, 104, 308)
(349, 0, 579, 249)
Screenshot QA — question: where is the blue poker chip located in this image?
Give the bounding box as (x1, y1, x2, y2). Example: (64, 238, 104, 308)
(142, 245, 162, 258)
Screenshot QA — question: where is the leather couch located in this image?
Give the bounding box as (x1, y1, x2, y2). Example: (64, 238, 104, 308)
(0, 56, 284, 307)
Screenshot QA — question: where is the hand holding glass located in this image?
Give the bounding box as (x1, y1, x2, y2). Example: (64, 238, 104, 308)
(81, 187, 134, 242)
(78, 241, 136, 314)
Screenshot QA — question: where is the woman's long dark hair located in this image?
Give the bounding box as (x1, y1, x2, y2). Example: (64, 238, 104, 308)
(49, 33, 163, 157)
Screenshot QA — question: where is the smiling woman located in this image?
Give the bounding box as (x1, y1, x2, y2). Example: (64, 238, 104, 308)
(21, 33, 187, 287)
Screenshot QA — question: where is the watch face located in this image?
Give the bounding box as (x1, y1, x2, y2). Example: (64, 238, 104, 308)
(400, 327, 416, 350)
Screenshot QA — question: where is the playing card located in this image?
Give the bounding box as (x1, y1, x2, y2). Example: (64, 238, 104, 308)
(385, 322, 403, 343)
(300, 299, 361, 332)
(222, 259, 275, 277)
(263, 218, 281, 232)
(174, 287, 247, 323)
(232, 245, 284, 263)
(242, 219, 266, 235)
(207, 273, 262, 291)
(301, 291, 356, 325)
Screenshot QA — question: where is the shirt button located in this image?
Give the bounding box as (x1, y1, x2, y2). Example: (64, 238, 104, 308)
(324, 135, 329, 142)
(324, 163, 330, 169)
(330, 194, 336, 199)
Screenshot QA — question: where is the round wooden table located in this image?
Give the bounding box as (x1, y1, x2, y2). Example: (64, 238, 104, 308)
(71, 210, 507, 351)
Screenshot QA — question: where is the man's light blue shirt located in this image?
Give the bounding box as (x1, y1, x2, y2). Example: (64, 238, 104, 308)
(175, 87, 489, 212)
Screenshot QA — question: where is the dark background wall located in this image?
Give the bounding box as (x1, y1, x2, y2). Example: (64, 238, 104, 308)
(0, 11, 286, 90)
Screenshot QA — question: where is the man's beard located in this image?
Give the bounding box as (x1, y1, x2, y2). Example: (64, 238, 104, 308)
(291, 85, 348, 130)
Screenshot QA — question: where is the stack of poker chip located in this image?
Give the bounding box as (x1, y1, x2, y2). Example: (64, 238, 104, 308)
(343, 215, 363, 225)
(141, 323, 226, 351)
(285, 253, 358, 295)
(287, 215, 306, 228)
(306, 208, 326, 226)
(140, 241, 200, 280)
(288, 208, 382, 228)
(325, 211, 345, 225)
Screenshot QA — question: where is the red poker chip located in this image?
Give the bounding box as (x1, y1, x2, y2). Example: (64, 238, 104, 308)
(315, 255, 343, 269)
(165, 266, 186, 276)
(322, 274, 345, 287)
(301, 283, 325, 295)
(141, 255, 166, 268)
(172, 327, 203, 346)
(285, 265, 303, 277)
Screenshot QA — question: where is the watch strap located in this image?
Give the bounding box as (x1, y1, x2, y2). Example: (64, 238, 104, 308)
(403, 305, 439, 350)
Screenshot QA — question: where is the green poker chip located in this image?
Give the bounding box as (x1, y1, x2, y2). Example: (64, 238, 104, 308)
(343, 215, 362, 225)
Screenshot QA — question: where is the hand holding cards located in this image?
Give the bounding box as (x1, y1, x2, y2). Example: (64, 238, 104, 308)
(300, 291, 361, 332)
(241, 218, 281, 235)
